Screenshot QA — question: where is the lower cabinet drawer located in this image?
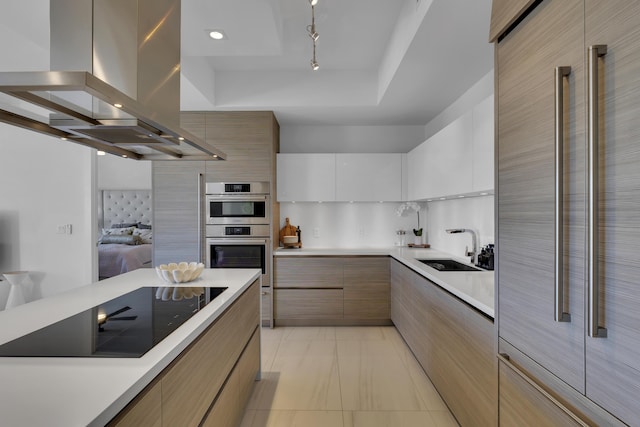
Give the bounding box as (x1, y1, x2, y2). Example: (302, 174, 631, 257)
(344, 282, 389, 319)
(275, 289, 344, 319)
(201, 329, 260, 427)
(499, 359, 582, 427)
(108, 380, 162, 427)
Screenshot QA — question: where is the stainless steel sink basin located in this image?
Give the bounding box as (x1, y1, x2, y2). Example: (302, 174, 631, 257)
(418, 259, 481, 272)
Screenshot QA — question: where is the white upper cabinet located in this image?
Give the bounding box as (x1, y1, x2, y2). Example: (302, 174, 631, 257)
(407, 140, 430, 200)
(335, 153, 403, 201)
(277, 153, 336, 202)
(472, 95, 494, 193)
(407, 95, 494, 200)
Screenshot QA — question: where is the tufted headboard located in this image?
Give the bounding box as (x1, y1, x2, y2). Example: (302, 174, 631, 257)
(99, 190, 152, 229)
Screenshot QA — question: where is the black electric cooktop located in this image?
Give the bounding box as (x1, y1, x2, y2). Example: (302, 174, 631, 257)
(0, 286, 228, 358)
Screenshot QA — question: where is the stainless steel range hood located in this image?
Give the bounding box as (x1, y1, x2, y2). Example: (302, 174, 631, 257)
(0, 0, 226, 161)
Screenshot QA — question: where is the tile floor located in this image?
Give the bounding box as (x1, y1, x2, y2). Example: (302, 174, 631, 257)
(240, 326, 459, 427)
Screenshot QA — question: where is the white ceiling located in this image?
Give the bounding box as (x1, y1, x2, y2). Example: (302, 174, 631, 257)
(179, 0, 495, 126)
(0, 0, 494, 128)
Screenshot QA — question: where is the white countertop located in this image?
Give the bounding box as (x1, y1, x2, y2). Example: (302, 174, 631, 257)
(274, 247, 494, 318)
(0, 268, 261, 427)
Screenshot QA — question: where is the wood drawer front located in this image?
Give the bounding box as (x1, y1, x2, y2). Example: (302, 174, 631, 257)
(201, 329, 260, 427)
(344, 282, 390, 319)
(343, 257, 390, 284)
(499, 360, 582, 426)
(161, 280, 260, 427)
(107, 380, 162, 427)
(275, 289, 344, 319)
(274, 257, 343, 288)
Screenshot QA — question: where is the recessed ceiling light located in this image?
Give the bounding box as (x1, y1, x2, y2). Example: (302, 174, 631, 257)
(113, 103, 123, 108)
(178, 136, 185, 141)
(480, 192, 489, 196)
(97, 150, 106, 156)
(208, 30, 226, 40)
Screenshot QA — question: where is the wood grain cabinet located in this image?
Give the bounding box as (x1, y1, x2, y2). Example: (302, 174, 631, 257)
(108, 280, 260, 427)
(343, 257, 390, 319)
(498, 360, 582, 427)
(493, 1, 640, 425)
(274, 256, 391, 325)
(390, 259, 496, 427)
(201, 330, 260, 427)
(152, 160, 205, 265)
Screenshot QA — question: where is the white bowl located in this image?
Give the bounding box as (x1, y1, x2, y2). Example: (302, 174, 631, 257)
(283, 235, 298, 244)
(155, 262, 205, 284)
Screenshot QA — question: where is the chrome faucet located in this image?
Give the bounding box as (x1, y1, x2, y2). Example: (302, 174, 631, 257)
(446, 228, 479, 265)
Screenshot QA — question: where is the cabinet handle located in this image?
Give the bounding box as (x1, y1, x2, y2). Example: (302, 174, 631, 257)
(497, 353, 589, 426)
(555, 66, 572, 323)
(198, 173, 204, 265)
(587, 45, 608, 338)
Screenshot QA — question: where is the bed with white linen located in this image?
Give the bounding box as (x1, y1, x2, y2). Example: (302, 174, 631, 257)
(98, 190, 153, 279)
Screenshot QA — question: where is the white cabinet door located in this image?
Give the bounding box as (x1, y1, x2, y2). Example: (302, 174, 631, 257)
(335, 154, 402, 202)
(276, 154, 336, 202)
(472, 95, 494, 193)
(407, 141, 429, 200)
(408, 103, 492, 200)
(427, 111, 474, 198)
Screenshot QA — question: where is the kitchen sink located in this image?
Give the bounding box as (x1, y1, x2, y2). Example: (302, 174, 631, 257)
(417, 259, 482, 272)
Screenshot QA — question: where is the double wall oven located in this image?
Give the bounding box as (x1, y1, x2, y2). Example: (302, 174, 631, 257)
(204, 182, 271, 291)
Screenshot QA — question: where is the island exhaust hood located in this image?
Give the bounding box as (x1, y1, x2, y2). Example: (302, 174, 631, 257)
(0, 0, 226, 161)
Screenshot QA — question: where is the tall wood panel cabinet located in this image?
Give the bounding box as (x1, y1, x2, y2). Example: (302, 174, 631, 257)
(492, 1, 640, 425)
(153, 111, 280, 326)
(153, 160, 205, 265)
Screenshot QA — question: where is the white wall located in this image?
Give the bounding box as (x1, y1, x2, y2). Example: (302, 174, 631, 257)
(279, 202, 426, 248)
(97, 155, 152, 189)
(0, 124, 96, 305)
(424, 69, 494, 140)
(280, 125, 425, 153)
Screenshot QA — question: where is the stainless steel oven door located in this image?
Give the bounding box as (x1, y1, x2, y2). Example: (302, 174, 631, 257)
(205, 195, 270, 225)
(205, 238, 270, 287)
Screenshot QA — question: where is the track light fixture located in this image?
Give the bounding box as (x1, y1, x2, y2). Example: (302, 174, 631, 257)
(308, 0, 319, 70)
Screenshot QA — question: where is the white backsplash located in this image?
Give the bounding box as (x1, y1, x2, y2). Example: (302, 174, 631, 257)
(279, 202, 427, 248)
(426, 195, 494, 260)
(279, 197, 494, 253)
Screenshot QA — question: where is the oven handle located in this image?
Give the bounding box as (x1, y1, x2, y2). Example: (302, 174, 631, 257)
(206, 238, 269, 245)
(205, 194, 269, 202)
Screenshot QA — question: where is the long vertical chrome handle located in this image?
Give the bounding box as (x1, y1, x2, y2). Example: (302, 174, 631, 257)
(197, 173, 204, 264)
(555, 66, 572, 322)
(587, 45, 608, 338)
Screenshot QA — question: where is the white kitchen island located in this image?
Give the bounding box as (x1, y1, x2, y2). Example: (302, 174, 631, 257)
(0, 268, 261, 427)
